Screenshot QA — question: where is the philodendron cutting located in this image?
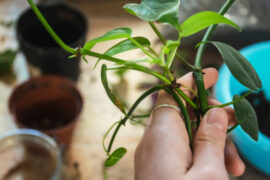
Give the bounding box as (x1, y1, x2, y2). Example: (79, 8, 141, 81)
(27, 0, 261, 167)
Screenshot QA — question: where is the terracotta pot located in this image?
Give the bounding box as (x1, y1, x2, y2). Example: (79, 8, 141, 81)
(9, 75, 83, 145)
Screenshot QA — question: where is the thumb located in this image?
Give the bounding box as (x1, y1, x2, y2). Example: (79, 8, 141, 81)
(191, 108, 229, 172)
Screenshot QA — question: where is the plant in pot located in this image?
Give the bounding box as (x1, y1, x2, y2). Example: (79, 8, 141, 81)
(16, 2, 88, 81)
(9, 75, 83, 146)
(27, 0, 261, 172)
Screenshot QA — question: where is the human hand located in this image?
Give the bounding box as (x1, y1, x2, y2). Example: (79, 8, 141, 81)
(134, 68, 245, 180)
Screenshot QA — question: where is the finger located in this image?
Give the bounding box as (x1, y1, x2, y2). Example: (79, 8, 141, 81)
(155, 68, 219, 109)
(177, 67, 219, 99)
(225, 140, 246, 176)
(208, 98, 238, 126)
(191, 108, 229, 173)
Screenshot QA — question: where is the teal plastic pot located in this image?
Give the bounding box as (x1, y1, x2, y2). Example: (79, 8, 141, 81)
(215, 41, 270, 175)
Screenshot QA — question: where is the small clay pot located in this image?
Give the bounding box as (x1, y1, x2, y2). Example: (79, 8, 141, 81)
(9, 75, 83, 145)
(16, 3, 88, 81)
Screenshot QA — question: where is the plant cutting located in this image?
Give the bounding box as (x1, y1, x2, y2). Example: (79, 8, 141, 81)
(26, 0, 261, 168)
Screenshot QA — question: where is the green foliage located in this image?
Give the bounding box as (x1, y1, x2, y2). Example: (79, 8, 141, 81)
(101, 64, 126, 114)
(124, 0, 181, 29)
(107, 37, 150, 56)
(233, 95, 259, 141)
(0, 50, 17, 75)
(209, 41, 262, 91)
(83, 28, 132, 50)
(104, 147, 127, 167)
(95, 37, 151, 69)
(180, 11, 240, 37)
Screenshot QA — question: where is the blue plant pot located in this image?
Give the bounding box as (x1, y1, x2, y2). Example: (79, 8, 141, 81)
(215, 41, 270, 175)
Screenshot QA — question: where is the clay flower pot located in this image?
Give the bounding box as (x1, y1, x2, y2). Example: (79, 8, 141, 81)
(215, 41, 270, 175)
(16, 3, 88, 81)
(9, 75, 83, 145)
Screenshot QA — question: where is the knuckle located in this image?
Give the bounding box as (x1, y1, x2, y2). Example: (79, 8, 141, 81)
(195, 124, 226, 147)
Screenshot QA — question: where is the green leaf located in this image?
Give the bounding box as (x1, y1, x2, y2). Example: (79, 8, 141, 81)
(83, 28, 132, 50)
(0, 50, 17, 75)
(106, 37, 150, 56)
(233, 95, 259, 141)
(181, 11, 241, 37)
(101, 64, 126, 114)
(124, 0, 181, 29)
(208, 41, 262, 91)
(104, 147, 127, 167)
(94, 37, 150, 69)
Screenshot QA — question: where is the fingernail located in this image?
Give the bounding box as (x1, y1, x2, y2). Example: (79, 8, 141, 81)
(206, 108, 228, 131)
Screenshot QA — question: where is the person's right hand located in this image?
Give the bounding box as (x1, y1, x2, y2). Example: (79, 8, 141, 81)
(135, 68, 245, 180)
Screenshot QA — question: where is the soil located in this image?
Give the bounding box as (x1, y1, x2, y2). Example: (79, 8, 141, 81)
(16, 98, 78, 130)
(243, 91, 270, 138)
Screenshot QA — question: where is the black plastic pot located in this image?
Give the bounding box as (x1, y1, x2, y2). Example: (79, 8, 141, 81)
(16, 3, 88, 81)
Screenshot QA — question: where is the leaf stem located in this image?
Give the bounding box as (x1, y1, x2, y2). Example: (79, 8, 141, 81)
(193, 0, 236, 120)
(148, 46, 159, 57)
(209, 91, 252, 108)
(148, 22, 166, 44)
(27, 0, 76, 54)
(81, 49, 171, 84)
(102, 120, 121, 154)
(194, 0, 235, 68)
(165, 88, 192, 145)
(131, 114, 151, 119)
(148, 22, 193, 70)
(107, 84, 165, 152)
(130, 37, 156, 60)
(227, 123, 239, 133)
(166, 46, 178, 69)
(175, 88, 198, 110)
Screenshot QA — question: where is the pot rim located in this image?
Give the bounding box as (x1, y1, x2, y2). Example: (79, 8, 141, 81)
(0, 128, 62, 180)
(16, 2, 88, 51)
(8, 75, 83, 133)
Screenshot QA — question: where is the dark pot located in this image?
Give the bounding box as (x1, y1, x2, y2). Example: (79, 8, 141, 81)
(9, 75, 83, 145)
(16, 3, 88, 81)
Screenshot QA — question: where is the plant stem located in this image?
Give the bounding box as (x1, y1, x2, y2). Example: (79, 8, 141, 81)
(193, 69, 208, 114)
(166, 46, 178, 69)
(209, 91, 252, 108)
(81, 49, 171, 84)
(227, 123, 239, 133)
(148, 22, 193, 70)
(148, 47, 159, 57)
(175, 88, 198, 110)
(194, 0, 235, 68)
(130, 38, 156, 60)
(175, 53, 194, 70)
(27, 0, 76, 54)
(165, 88, 192, 145)
(193, 0, 236, 118)
(148, 22, 166, 44)
(103, 120, 121, 154)
(131, 114, 151, 119)
(107, 84, 165, 153)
